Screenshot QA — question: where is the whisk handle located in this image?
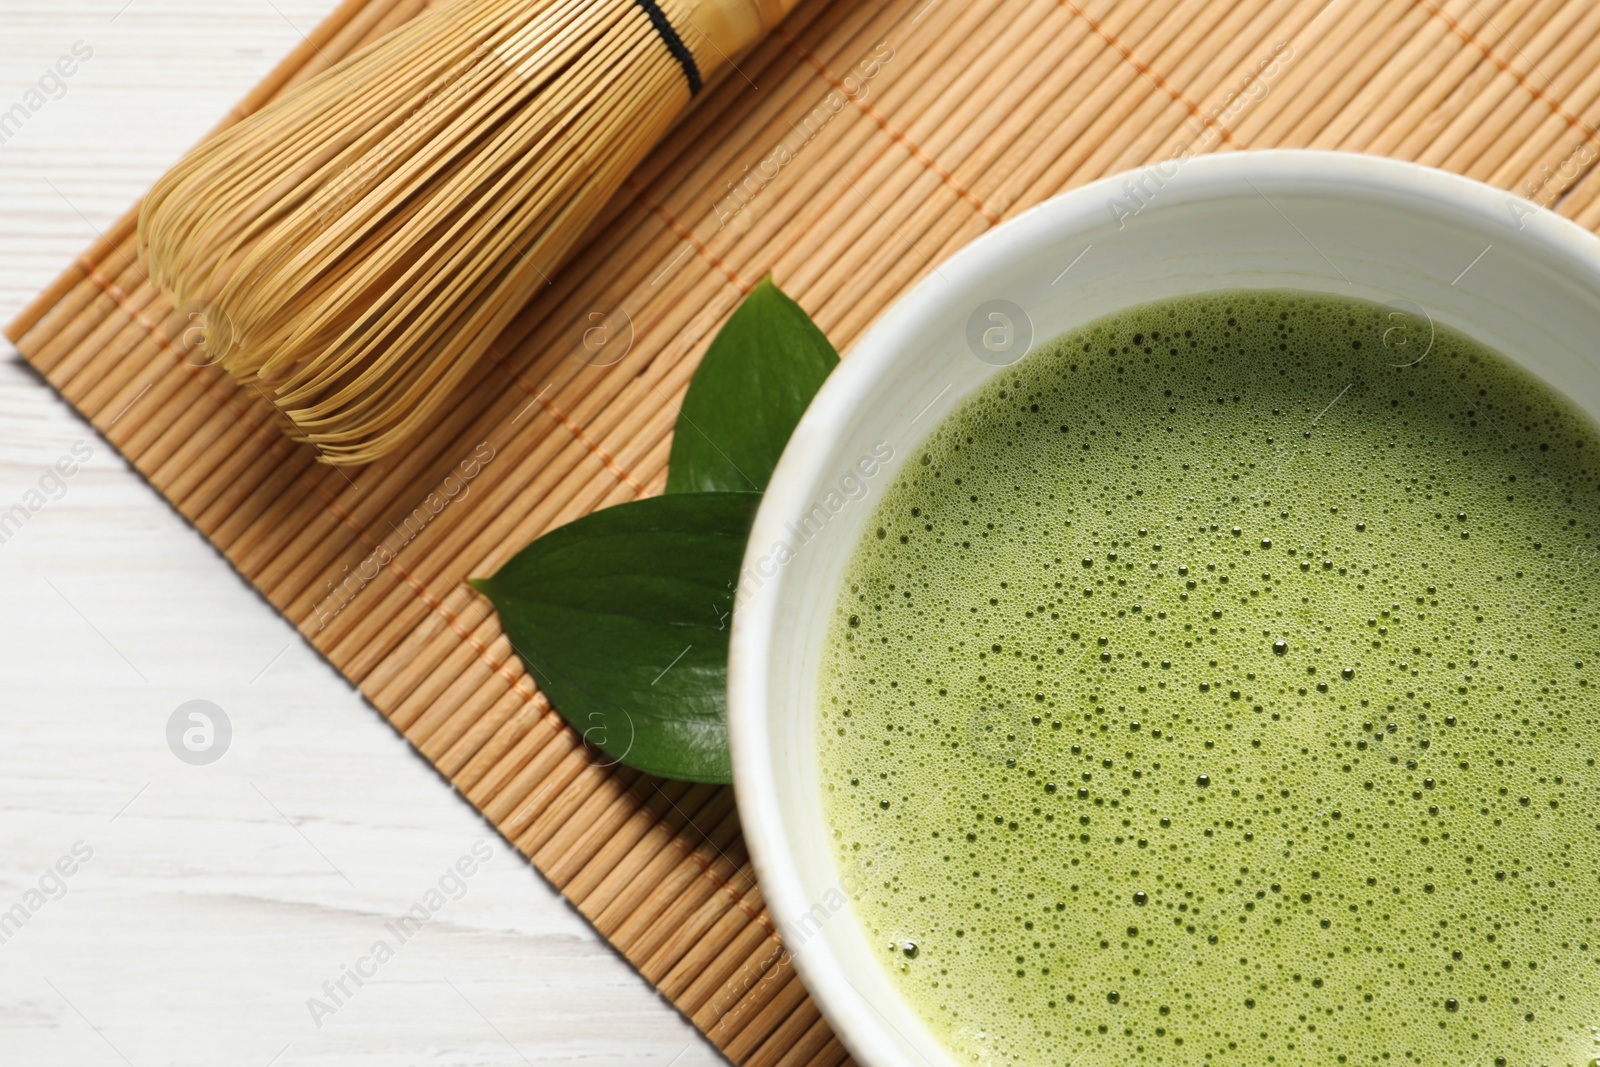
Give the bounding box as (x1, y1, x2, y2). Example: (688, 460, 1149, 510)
(680, 0, 801, 64)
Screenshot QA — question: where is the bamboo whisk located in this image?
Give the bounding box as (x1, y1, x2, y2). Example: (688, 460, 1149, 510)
(139, 0, 797, 465)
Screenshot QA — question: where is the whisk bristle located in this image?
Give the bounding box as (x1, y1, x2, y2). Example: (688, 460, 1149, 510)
(140, 0, 779, 465)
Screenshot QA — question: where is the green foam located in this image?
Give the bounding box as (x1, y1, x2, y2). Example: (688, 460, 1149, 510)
(817, 290, 1600, 1066)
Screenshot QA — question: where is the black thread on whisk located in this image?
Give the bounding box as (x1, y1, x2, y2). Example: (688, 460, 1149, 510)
(633, 0, 703, 95)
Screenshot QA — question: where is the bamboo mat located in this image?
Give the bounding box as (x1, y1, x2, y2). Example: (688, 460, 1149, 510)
(11, 0, 1600, 1062)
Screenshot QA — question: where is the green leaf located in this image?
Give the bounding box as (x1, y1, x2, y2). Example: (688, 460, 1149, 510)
(665, 276, 838, 494)
(473, 279, 838, 781)
(471, 492, 761, 784)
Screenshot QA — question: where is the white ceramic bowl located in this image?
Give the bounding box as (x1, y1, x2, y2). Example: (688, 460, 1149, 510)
(726, 150, 1600, 1067)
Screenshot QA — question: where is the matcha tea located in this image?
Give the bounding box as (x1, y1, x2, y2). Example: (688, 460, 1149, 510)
(817, 291, 1600, 1066)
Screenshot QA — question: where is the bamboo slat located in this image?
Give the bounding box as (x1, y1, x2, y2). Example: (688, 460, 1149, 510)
(10, 0, 1600, 1062)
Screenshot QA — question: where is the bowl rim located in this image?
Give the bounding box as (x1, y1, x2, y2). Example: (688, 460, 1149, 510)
(725, 148, 1600, 1067)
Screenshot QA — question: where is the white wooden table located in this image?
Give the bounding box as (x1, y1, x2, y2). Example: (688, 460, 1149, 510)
(0, 4, 721, 1064)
